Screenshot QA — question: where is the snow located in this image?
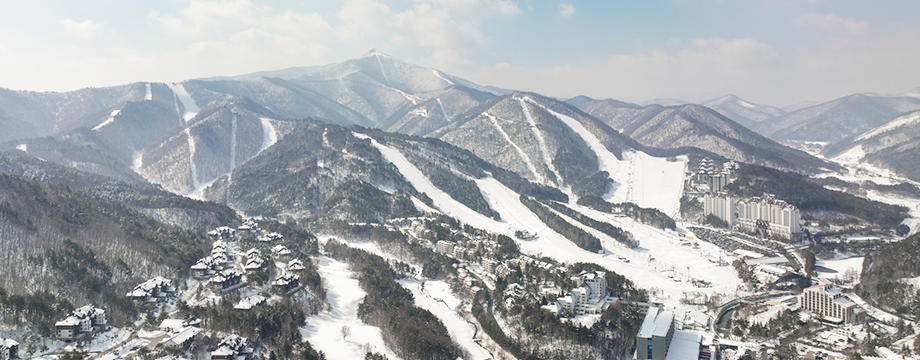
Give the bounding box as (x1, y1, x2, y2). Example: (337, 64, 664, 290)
(517, 97, 563, 187)
(92, 110, 121, 131)
(145, 83, 152, 101)
(399, 280, 492, 360)
(167, 82, 200, 122)
(832, 144, 867, 164)
(259, 118, 279, 152)
(230, 114, 237, 170)
(184, 128, 202, 196)
(482, 112, 544, 182)
(374, 53, 391, 85)
(816, 257, 864, 275)
(523, 97, 686, 216)
(431, 69, 454, 86)
(301, 256, 401, 360)
(856, 112, 920, 141)
(360, 134, 740, 308)
(436, 98, 449, 120)
(737, 99, 757, 109)
(15, 144, 26, 152)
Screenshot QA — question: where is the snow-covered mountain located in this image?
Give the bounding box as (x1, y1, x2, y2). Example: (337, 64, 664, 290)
(700, 94, 786, 127)
(569, 97, 833, 173)
(823, 110, 920, 181)
(751, 93, 920, 144)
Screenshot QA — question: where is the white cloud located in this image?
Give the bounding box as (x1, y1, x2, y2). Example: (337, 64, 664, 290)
(792, 13, 868, 35)
(61, 19, 104, 39)
(558, 3, 576, 18)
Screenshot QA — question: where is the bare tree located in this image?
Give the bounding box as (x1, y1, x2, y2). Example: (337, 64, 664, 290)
(342, 325, 351, 339)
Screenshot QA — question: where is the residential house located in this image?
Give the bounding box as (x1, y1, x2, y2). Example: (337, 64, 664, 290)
(126, 277, 175, 303)
(211, 335, 252, 360)
(0, 339, 18, 360)
(258, 232, 283, 242)
(210, 269, 243, 291)
(234, 295, 267, 310)
(208, 226, 237, 240)
(273, 273, 300, 294)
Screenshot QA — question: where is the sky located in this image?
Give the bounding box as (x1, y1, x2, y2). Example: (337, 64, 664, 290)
(1, 0, 919, 107)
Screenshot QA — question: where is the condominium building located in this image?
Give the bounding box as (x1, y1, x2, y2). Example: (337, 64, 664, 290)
(702, 193, 801, 240)
(800, 283, 862, 324)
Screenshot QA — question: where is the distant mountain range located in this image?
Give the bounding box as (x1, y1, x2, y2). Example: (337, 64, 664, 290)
(5, 51, 920, 208)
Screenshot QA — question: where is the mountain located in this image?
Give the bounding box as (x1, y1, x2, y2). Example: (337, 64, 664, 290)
(191, 51, 501, 128)
(569, 97, 834, 172)
(700, 94, 785, 127)
(0, 150, 237, 229)
(0, 83, 174, 143)
(823, 110, 920, 181)
(430, 92, 641, 187)
(750, 93, 920, 144)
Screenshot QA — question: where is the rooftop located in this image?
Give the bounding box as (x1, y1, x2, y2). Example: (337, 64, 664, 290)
(638, 307, 675, 339)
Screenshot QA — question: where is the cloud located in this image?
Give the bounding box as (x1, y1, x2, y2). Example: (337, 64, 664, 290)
(558, 3, 576, 18)
(792, 13, 868, 35)
(61, 19, 104, 39)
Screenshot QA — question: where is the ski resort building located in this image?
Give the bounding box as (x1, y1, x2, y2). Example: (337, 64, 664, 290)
(702, 193, 802, 239)
(55, 305, 107, 340)
(636, 307, 675, 360)
(800, 284, 862, 324)
(556, 271, 618, 315)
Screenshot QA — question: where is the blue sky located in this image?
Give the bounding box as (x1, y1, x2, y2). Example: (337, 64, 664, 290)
(1, 0, 918, 106)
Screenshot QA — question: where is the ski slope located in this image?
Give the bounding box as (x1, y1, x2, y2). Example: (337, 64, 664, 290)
(301, 256, 401, 360)
(167, 83, 200, 122)
(361, 134, 740, 307)
(522, 97, 687, 216)
(399, 279, 493, 360)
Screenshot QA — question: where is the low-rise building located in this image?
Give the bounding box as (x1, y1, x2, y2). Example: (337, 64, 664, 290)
(211, 269, 243, 291)
(0, 339, 18, 360)
(211, 335, 253, 360)
(126, 277, 175, 303)
(55, 305, 106, 341)
(435, 241, 454, 254)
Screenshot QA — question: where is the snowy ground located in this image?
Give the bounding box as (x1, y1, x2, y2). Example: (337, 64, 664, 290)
(815, 256, 864, 283)
(301, 256, 401, 360)
(361, 134, 740, 309)
(398, 279, 492, 360)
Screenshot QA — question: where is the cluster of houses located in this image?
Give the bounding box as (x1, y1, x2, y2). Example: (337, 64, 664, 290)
(54, 305, 107, 340)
